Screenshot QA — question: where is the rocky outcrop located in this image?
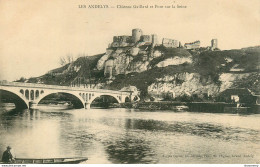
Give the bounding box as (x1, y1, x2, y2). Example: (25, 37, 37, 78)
(97, 54, 109, 70)
(156, 56, 192, 67)
(148, 73, 219, 98)
(127, 60, 149, 73)
(219, 73, 251, 91)
(147, 72, 253, 99)
(113, 54, 132, 75)
(97, 44, 193, 79)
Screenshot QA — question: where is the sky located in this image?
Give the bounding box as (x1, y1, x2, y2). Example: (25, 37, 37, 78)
(0, 0, 259, 81)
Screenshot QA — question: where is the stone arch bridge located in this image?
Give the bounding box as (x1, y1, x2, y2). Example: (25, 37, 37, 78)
(0, 81, 133, 109)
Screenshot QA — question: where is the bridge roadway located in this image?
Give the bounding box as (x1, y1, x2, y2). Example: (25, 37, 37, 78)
(0, 81, 133, 109)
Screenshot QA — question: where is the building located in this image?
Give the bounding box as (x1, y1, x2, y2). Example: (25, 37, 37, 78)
(219, 88, 256, 105)
(249, 90, 260, 105)
(253, 94, 260, 105)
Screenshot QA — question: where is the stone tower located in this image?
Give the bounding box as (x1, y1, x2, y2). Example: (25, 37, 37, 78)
(132, 28, 143, 43)
(211, 39, 218, 50)
(151, 34, 158, 46)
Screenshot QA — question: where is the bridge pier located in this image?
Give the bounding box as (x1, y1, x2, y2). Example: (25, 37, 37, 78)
(85, 103, 91, 109)
(29, 101, 37, 109)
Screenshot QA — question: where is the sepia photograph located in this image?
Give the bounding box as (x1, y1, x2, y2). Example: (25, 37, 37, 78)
(0, 0, 259, 165)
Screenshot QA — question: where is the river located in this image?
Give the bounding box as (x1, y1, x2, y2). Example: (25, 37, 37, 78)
(0, 105, 259, 164)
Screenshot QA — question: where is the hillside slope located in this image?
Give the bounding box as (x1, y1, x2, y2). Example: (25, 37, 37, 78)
(22, 46, 260, 99)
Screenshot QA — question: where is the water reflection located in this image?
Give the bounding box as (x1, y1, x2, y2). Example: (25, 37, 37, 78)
(106, 135, 156, 164)
(0, 106, 259, 164)
(122, 119, 260, 143)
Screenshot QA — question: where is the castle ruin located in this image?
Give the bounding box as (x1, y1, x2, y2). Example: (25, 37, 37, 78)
(103, 28, 219, 79)
(109, 29, 218, 51)
(211, 39, 218, 50)
(184, 40, 201, 49)
(162, 38, 180, 48)
(109, 28, 158, 48)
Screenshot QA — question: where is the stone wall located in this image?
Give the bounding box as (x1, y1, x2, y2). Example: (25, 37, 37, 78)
(113, 36, 132, 43)
(162, 38, 179, 48)
(141, 35, 152, 43)
(184, 40, 200, 49)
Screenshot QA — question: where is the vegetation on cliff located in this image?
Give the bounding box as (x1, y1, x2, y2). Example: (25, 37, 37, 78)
(20, 54, 105, 85)
(19, 46, 260, 100)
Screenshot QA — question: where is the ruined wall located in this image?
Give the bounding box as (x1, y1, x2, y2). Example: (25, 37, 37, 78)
(211, 39, 218, 50)
(111, 36, 133, 48)
(141, 35, 152, 43)
(113, 36, 132, 43)
(162, 38, 179, 48)
(109, 29, 159, 48)
(184, 40, 200, 49)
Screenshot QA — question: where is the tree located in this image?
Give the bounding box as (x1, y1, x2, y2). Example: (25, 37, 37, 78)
(15, 77, 27, 82)
(59, 53, 75, 66)
(59, 56, 67, 66)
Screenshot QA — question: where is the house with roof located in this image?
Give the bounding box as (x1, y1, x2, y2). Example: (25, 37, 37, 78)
(249, 91, 260, 105)
(219, 88, 256, 105)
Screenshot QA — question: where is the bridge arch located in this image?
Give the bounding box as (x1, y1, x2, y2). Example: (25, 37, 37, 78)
(88, 93, 121, 108)
(0, 88, 29, 109)
(35, 91, 85, 109)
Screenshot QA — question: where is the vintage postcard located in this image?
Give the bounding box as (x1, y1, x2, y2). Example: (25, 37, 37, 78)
(0, 0, 259, 166)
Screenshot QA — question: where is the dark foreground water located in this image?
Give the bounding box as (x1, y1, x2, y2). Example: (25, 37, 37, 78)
(0, 104, 259, 164)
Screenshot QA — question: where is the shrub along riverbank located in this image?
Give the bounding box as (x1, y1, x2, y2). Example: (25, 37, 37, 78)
(113, 101, 260, 114)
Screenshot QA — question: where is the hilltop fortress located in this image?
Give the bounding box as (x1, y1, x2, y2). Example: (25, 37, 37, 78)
(97, 28, 219, 80)
(31, 28, 259, 101)
(107, 28, 218, 51)
(108, 29, 158, 48)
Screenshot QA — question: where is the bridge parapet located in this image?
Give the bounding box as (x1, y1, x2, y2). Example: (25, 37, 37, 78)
(0, 81, 134, 109)
(0, 81, 130, 95)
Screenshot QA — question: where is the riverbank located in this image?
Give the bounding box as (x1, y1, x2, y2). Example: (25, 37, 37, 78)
(114, 101, 260, 114)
